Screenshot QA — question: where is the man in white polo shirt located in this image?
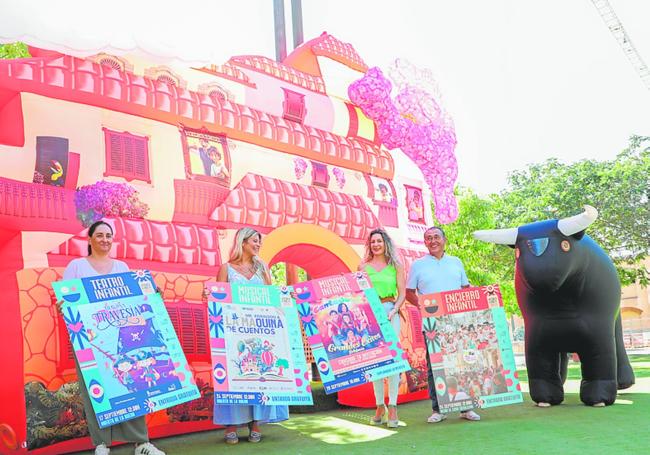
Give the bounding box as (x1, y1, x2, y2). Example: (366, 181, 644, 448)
(405, 226, 481, 423)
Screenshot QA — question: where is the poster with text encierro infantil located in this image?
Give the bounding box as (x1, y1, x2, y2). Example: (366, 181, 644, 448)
(52, 270, 200, 428)
(207, 282, 313, 406)
(294, 272, 410, 394)
(420, 284, 523, 413)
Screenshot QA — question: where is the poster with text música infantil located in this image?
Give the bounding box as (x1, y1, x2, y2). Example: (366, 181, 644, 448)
(207, 282, 313, 406)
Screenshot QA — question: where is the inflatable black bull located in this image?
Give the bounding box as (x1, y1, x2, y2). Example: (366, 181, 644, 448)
(474, 205, 635, 406)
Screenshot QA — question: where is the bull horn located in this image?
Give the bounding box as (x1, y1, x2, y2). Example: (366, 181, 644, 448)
(473, 228, 518, 245)
(557, 205, 598, 236)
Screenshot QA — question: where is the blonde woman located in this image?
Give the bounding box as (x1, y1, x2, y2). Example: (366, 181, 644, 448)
(358, 228, 406, 428)
(212, 227, 289, 444)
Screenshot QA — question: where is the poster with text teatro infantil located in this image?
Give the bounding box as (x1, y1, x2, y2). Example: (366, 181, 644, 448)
(52, 270, 200, 428)
(420, 284, 523, 413)
(207, 282, 313, 406)
(294, 272, 410, 394)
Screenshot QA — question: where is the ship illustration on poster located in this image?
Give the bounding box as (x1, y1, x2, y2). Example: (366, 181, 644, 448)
(52, 270, 200, 428)
(105, 303, 179, 394)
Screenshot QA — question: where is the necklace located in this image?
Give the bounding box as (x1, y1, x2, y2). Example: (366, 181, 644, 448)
(234, 262, 256, 276)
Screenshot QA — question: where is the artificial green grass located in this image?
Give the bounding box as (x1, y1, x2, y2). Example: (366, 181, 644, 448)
(75, 356, 650, 455)
(88, 391, 649, 455)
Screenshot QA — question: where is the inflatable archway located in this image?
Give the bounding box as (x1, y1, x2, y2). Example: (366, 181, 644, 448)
(262, 223, 359, 277)
(0, 33, 447, 453)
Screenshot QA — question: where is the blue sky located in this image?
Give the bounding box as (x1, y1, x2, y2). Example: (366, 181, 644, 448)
(2, 0, 648, 195)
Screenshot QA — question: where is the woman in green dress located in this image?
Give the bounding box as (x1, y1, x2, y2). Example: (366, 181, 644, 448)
(357, 228, 406, 428)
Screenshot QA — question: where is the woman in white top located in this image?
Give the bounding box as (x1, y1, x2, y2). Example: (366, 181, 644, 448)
(212, 227, 289, 444)
(61, 221, 165, 455)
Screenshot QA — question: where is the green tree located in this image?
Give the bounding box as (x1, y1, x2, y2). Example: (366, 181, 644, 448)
(275, 358, 289, 375)
(0, 42, 30, 59)
(270, 262, 307, 286)
(433, 136, 649, 315)
(494, 135, 649, 286)
(270, 262, 287, 286)
(441, 189, 519, 315)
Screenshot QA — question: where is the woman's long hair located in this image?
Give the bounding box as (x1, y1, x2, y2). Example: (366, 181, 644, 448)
(87, 221, 113, 256)
(229, 227, 266, 276)
(363, 228, 401, 267)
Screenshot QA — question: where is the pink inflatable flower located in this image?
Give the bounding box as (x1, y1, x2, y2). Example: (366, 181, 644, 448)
(348, 67, 459, 223)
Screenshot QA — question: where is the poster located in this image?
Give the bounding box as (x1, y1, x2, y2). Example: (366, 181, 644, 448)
(33, 136, 68, 186)
(294, 272, 410, 394)
(182, 128, 231, 185)
(52, 270, 200, 428)
(420, 284, 523, 413)
(368, 175, 396, 205)
(207, 282, 313, 406)
(401, 305, 429, 394)
(405, 185, 425, 223)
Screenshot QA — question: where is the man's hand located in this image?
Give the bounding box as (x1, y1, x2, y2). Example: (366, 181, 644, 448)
(405, 289, 419, 307)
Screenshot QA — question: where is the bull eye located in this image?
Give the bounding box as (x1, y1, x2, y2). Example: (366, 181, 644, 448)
(561, 240, 571, 252)
(526, 238, 549, 257)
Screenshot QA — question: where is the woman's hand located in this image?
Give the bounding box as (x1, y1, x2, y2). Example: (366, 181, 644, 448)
(202, 287, 210, 303)
(388, 308, 397, 320)
(55, 300, 65, 314)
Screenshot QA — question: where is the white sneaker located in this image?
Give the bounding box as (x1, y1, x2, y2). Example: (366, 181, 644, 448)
(426, 412, 447, 423)
(134, 442, 166, 455)
(95, 444, 110, 455)
(460, 410, 481, 421)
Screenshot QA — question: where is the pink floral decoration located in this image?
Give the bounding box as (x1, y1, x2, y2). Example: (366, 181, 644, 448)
(32, 171, 44, 184)
(293, 157, 307, 180)
(75, 180, 149, 227)
(348, 66, 459, 223)
(332, 167, 346, 189)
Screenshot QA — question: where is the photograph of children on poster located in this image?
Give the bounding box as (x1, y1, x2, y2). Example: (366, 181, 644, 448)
(315, 294, 385, 373)
(52, 270, 200, 428)
(420, 284, 523, 413)
(207, 282, 313, 406)
(294, 272, 410, 394)
(182, 128, 231, 185)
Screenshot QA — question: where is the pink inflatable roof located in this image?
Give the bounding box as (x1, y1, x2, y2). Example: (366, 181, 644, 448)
(210, 173, 381, 243)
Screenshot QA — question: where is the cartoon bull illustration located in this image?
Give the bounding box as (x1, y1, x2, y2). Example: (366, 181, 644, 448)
(473, 205, 635, 406)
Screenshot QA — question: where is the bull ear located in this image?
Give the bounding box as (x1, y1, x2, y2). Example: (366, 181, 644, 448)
(571, 230, 586, 240)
